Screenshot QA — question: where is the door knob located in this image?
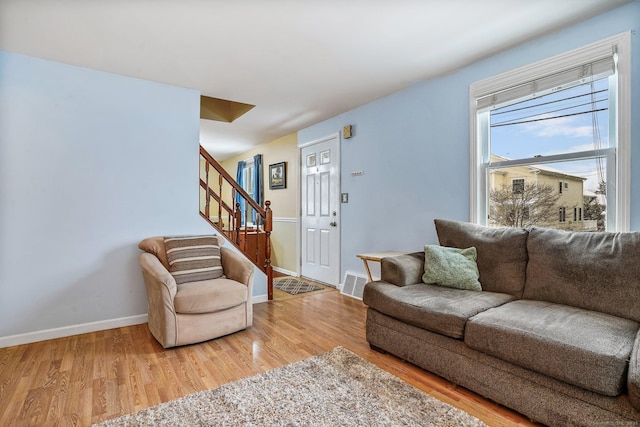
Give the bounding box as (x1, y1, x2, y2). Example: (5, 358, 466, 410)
(330, 221, 337, 227)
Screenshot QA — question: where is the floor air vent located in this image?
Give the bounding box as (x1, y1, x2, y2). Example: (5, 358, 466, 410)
(341, 272, 368, 300)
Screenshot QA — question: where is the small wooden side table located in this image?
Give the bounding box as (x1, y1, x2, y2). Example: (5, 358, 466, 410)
(356, 251, 408, 282)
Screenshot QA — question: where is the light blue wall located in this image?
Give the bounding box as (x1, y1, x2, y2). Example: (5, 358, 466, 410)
(0, 51, 266, 343)
(299, 1, 640, 281)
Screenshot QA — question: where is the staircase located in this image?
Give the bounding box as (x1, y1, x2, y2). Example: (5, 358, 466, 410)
(199, 146, 274, 300)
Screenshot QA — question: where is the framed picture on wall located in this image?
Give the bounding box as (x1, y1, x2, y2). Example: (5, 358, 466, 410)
(269, 162, 287, 189)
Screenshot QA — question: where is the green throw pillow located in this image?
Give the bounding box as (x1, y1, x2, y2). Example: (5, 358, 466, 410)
(422, 245, 482, 291)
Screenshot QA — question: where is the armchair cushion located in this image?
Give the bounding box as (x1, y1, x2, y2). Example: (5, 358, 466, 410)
(139, 235, 226, 271)
(164, 235, 223, 284)
(174, 278, 248, 314)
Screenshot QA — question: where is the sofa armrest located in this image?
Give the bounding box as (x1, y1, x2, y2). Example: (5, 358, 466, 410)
(630, 329, 640, 411)
(381, 252, 425, 287)
(221, 247, 254, 287)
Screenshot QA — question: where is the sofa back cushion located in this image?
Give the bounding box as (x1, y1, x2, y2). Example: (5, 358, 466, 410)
(435, 219, 528, 297)
(524, 226, 640, 323)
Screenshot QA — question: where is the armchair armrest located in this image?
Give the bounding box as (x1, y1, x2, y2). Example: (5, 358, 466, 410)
(381, 252, 425, 287)
(139, 252, 177, 299)
(138, 252, 179, 348)
(630, 329, 640, 411)
(221, 247, 254, 286)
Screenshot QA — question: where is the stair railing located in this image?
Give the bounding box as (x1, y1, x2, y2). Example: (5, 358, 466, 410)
(199, 146, 273, 300)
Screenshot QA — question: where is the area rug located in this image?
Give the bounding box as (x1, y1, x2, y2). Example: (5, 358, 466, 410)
(274, 277, 323, 295)
(94, 346, 486, 427)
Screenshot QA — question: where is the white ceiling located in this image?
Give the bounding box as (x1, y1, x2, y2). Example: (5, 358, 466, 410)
(0, 0, 629, 160)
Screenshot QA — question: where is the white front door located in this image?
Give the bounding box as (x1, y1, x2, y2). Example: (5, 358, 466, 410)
(300, 134, 340, 285)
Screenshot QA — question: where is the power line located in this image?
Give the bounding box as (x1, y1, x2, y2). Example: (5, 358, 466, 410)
(491, 98, 607, 126)
(490, 108, 608, 127)
(492, 89, 607, 115)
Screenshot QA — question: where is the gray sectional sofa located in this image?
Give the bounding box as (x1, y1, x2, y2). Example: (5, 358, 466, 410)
(363, 219, 640, 426)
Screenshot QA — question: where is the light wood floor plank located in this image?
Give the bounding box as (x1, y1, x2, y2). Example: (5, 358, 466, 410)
(0, 288, 539, 426)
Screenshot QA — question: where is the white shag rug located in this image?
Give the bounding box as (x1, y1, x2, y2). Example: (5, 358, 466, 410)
(93, 346, 486, 427)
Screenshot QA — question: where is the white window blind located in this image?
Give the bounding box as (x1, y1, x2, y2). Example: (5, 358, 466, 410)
(476, 55, 615, 112)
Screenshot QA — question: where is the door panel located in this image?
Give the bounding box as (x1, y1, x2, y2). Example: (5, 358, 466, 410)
(320, 172, 330, 216)
(306, 175, 315, 215)
(300, 134, 340, 285)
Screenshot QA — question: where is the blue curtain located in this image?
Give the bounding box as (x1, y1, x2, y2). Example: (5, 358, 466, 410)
(236, 160, 246, 226)
(252, 154, 263, 225)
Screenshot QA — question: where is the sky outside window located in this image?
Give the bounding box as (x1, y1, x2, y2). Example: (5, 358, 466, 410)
(490, 78, 609, 193)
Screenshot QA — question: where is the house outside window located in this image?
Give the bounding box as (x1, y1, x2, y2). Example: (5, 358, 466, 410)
(470, 32, 630, 232)
(489, 156, 586, 229)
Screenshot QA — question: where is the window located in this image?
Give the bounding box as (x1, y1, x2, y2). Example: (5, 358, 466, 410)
(512, 178, 525, 194)
(235, 154, 263, 226)
(470, 33, 630, 232)
(241, 160, 254, 195)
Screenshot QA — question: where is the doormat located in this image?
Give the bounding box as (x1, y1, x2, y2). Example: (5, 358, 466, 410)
(274, 277, 323, 295)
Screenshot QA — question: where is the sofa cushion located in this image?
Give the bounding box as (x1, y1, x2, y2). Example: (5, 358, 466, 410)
(465, 300, 639, 396)
(630, 330, 640, 411)
(434, 219, 528, 297)
(164, 235, 224, 284)
(362, 282, 514, 339)
(174, 278, 247, 314)
(423, 245, 481, 291)
(524, 226, 640, 323)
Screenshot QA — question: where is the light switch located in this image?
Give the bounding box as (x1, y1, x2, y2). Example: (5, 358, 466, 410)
(341, 193, 349, 203)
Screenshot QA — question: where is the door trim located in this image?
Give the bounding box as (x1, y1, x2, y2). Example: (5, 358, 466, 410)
(298, 132, 341, 285)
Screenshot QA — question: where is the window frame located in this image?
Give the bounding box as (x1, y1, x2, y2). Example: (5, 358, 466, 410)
(469, 32, 630, 231)
(511, 178, 525, 194)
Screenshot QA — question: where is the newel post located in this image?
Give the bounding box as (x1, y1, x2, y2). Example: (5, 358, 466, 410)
(264, 200, 273, 300)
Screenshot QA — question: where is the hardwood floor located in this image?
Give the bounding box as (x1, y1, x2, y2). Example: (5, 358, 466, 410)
(0, 289, 539, 426)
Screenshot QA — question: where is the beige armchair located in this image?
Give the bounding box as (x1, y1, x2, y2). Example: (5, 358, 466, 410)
(138, 235, 254, 348)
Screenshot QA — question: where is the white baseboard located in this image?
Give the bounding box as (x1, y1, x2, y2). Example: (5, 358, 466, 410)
(273, 266, 297, 277)
(2, 293, 277, 348)
(0, 314, 148, 349)
(252, 294, 269, 304)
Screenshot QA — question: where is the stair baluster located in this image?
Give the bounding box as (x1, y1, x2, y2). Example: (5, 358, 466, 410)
(199, 145, 273, 299)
